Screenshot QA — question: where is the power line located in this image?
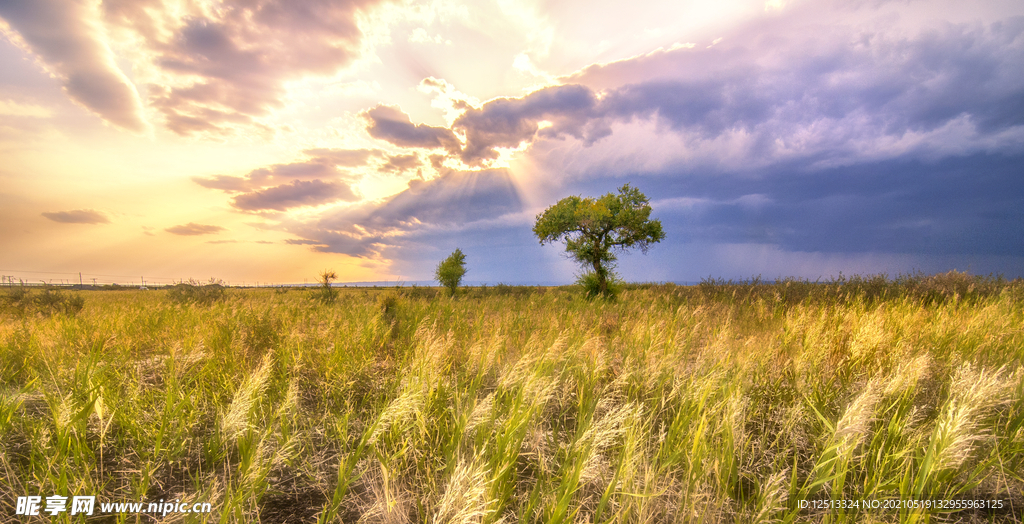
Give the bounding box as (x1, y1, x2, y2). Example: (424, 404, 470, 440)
(0, 269, 208, 282)
(0, 270, 290, 287)
(0, 268, 177, 279)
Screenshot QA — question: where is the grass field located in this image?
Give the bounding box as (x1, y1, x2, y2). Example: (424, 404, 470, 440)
(1, 273, 1023, 523)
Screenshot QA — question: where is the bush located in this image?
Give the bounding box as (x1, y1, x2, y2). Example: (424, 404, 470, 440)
(1, 286, 84, 316)
(239, 309, 281, 356)
(435, 249, 467, 296)
(1, 286, 33, 315)
(576, 270, 622, 299)
(491, 283, 535, 297)
(167, 278, 227, 305)
(378, 292, 400, 323)
(314, 270, 338, 304)
(401, 286, 438, 300)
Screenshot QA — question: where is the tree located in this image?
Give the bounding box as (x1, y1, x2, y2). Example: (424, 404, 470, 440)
(435, 248, 467, 296)
(534, 184, 665, 296)
(316, 269, 338, 304)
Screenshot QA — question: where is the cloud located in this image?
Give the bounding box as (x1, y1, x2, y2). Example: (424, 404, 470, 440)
(548, 151, 1024, 261)
(140, 0, 383, 135)
(165, 222, 226, 235)
(0, 0, 146, 131)
(363, 104, 461, 150)
(286, 168, 522, 257)
(582, 19, 1024, 164)
(0, 99, 52, 118)
(452, 84, 606, 165)
(3, 0, 387, 135)
(232, 179, 358, 211)
(380, 153, 421, 173)
(41, 209, 110, 224)
(192, 174, 256, 192)
(193, 149, 376, 193)
(159, 0, 1024, 280)
(204, 239, 274, 244)
(302, 148, 381, 167)
(379, 12, 1024, 170)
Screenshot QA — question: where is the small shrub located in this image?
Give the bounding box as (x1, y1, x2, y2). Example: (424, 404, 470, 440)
(378, 292, 400, 324)
(576, 270, 622, 299)
(48, 289, 85, 316)
(1, 286, 34, 315)
(488, 283, 534, 298)
(919, 270, 975, 297)
(435, 248, 467, 296)
(240, 309, 281, 356)
(377, 291, 402, 358)
(314, 270, 338, 304)
(493, 283, 516, 296)
(167, 278, 227, 305)
(401, 286, 438, 300)
(1, 286, 84, 316)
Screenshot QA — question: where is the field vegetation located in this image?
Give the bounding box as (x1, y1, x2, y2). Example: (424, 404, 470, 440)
(1, 271, 1023, 523)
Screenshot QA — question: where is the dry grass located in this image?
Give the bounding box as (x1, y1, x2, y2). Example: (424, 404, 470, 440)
(1, 277, 1022, 522)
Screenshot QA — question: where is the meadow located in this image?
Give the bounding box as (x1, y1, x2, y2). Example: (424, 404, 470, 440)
(1, 273, 1023, 523)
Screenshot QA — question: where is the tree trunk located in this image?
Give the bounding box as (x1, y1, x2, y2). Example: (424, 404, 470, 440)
(593, 260, 607, 295)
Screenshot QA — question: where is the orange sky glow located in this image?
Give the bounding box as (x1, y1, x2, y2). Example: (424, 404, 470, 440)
(2, 0, 1023, 285)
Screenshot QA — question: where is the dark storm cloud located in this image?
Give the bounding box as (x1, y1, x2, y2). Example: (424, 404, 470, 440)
(591, 18, 1024, 141)
(165, 223, 225, 235)
(556, 153, 1024, 263)
(232, 179, 359, 211)
(41, 209, 110, 224)
(287, 168, 522, 257)
(0, 0, 146, 131)
(372, 224, 557, 284)
(452, 84, 607, 165)
(411, 16, 1024, 166)
(599, 79, 770, 138)
(363, 104, 461, 150)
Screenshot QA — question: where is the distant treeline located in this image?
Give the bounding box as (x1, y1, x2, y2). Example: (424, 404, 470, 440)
(3, 270, 1020, 306)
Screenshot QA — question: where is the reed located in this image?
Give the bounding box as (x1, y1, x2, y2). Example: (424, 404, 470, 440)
(0, 276, 1021, 522)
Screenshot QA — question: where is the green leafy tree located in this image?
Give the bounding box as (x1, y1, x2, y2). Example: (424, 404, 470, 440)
(435, 248, 467, 296)
(534, 184, 665, 296)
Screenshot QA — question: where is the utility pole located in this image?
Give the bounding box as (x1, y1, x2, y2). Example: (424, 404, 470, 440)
(79, 272, 83, 287)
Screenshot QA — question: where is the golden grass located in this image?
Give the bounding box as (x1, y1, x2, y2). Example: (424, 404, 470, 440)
(0, 278, 1022, 522)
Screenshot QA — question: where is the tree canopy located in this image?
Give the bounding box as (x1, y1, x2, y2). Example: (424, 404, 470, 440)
(435, 248, 467, 296)
(534, 184, 665, 296)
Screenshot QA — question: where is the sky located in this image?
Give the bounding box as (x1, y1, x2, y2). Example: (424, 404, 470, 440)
(1, 0, 1022, 286)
